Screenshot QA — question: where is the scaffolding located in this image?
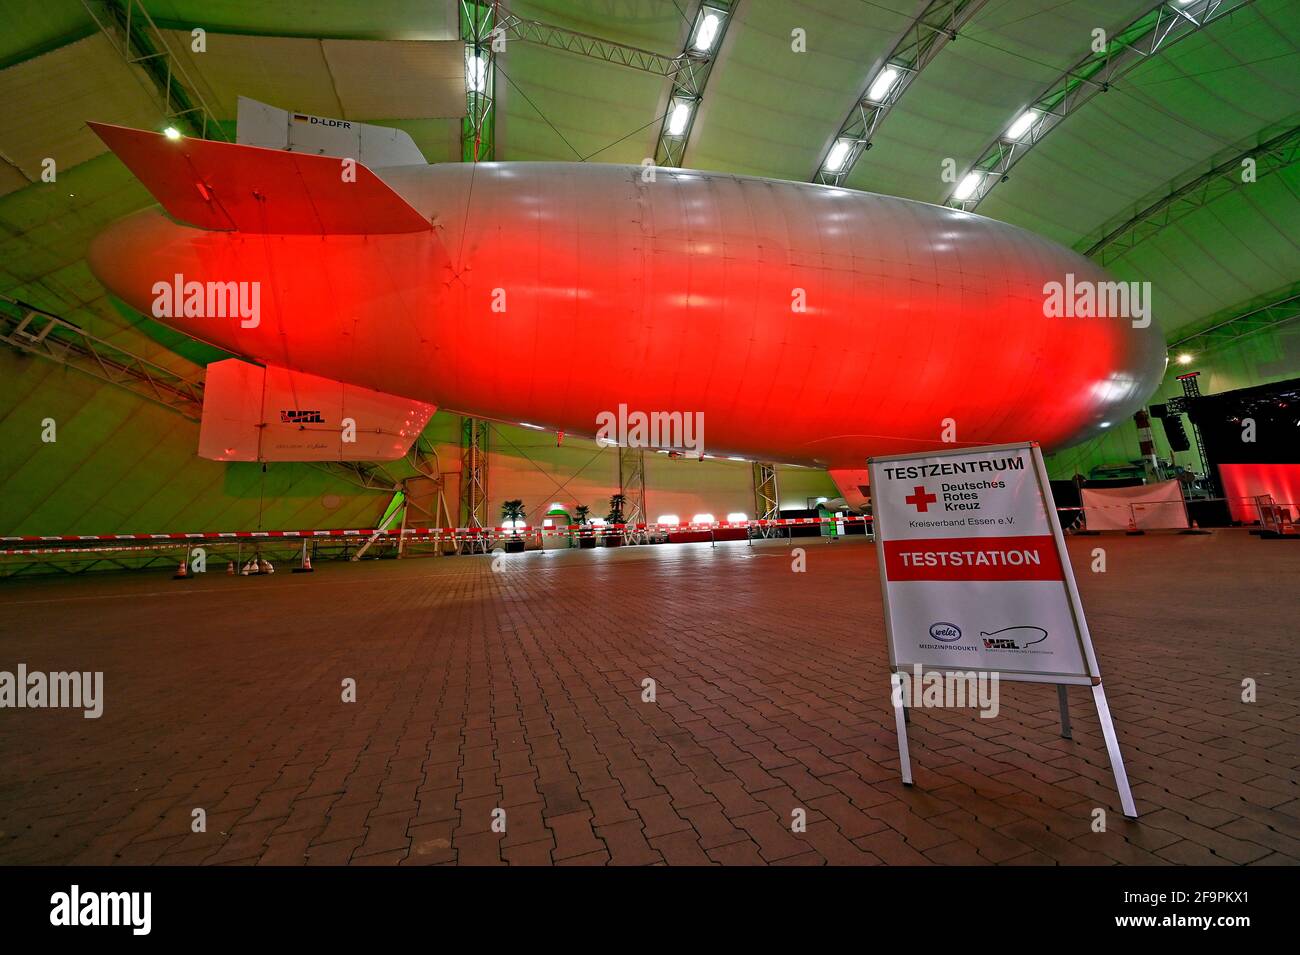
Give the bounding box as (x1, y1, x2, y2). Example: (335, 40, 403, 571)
(1167, 371, 1217, 495)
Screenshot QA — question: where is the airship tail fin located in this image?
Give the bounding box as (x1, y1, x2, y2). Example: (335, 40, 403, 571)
(235, 96, 427, 168)
(828, 468, 873, 513)
(198, 359, 436, 463)
(88, 121, 431, 235)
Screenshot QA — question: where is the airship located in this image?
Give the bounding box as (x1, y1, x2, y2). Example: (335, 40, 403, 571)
(86, 99, 1164, 508)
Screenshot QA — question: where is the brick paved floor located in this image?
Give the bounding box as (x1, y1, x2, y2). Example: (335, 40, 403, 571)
(0, 532, 1295, 866)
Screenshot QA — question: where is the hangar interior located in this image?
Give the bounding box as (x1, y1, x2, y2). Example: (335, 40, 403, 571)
(0, 0, 1298, 874)
(0, 0, 1296, 558)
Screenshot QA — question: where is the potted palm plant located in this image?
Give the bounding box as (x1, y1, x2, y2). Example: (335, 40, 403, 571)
(502, 499, 527, 552)
(574, 504, 596, 548)
(604, 493, 626, 547)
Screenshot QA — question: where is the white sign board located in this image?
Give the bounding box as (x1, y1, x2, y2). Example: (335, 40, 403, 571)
(867, 442, 1135, 816)
(869, 442, 1099, 685)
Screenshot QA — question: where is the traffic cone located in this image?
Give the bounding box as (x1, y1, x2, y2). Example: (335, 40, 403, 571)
(292, 553, 314, 574)
(173, 559, 189, 580)
(227, 561, 235, 575)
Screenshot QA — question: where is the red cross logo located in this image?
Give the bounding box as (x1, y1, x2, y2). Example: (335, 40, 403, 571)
(905, 485, 937, 513)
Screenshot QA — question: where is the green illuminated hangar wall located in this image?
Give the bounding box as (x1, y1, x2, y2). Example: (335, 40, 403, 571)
(0, 356, 835, 536)
(2, 0, 1297, 537)
(0, 348, 398, 535)
(1045, 304, 1300, 481)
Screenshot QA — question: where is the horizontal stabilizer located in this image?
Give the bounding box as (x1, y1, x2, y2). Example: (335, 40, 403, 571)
(199, 359, 436, 463)
(88, 122, 431, 235)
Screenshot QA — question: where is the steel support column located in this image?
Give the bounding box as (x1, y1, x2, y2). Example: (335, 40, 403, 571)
(753, 462, 780, 538)
(619, 446, 647, 544)
(461, 0, 497, 162)
(1167, 372, 1217, 495)
(459, 416, 490, 553)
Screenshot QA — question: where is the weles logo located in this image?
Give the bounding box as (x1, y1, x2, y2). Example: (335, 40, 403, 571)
(928, 622, 962, 643)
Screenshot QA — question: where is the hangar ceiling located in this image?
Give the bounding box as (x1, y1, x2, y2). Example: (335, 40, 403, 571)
(0, 0, 1297, 535)
(3, 0, 1295, 330)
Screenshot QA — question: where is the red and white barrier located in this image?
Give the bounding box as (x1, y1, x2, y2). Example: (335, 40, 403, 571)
(0, 515, 871, 554)
(4, 499, 1297, 557)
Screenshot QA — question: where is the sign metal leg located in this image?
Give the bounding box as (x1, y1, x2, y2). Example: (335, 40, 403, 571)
(1091, 683, 1137, 818)
(890, 673, 913, 786)
(1057, 684, 1072, 739)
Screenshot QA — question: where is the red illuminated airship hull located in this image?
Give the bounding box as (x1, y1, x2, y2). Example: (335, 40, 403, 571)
(86, 123, 1165, 488)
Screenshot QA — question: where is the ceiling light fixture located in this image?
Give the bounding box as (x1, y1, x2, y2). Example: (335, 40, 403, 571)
(465, 51, 487, 94)
(866, 66, 900, 104)
(692, 10, 723, 52)
(952, 171, 984, 202)
(1005, 109, 1038, 141)
(824, 139, 853, 173)
(668, 100, 693, 136)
